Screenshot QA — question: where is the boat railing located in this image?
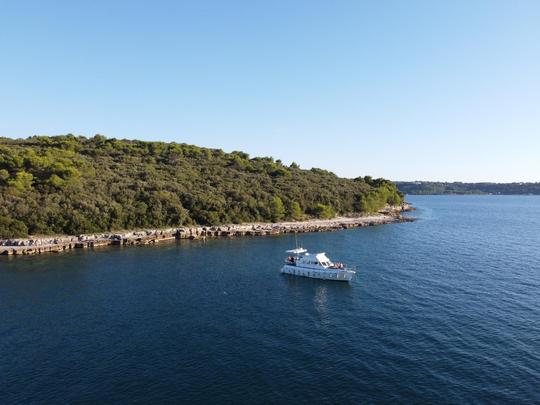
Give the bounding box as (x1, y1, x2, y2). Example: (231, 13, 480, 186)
(329, 263, 356, 272)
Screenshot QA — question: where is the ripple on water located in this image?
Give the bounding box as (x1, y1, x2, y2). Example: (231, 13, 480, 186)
(1, 195, 540, 403)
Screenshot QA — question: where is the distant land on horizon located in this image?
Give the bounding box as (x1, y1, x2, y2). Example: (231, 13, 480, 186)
(396, 181, 540, 195)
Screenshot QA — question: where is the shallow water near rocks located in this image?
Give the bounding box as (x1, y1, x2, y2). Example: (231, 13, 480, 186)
(1, 195, 539, 403)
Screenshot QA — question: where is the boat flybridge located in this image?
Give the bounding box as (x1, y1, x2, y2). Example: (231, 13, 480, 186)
(281, 248, 356, 282)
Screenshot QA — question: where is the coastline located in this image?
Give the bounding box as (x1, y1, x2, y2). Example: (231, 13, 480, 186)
(0, 204, 414, 256)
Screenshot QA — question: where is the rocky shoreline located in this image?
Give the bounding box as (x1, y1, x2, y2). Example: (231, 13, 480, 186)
(0, 204, 414, 256)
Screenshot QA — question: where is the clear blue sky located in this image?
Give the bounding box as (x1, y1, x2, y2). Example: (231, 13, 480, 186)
(1, 0, 539, 182)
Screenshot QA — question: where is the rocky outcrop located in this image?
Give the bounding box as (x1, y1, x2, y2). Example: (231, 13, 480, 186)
(0, 205, 414, 256)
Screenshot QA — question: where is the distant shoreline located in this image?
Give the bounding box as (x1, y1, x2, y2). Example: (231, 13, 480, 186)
(396, 181, 540, 195)
(0, 204, 414, 257)
(404, 193, 540, 196)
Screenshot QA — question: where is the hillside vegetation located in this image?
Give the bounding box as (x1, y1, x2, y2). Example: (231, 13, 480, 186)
(0, 135, 403, 238)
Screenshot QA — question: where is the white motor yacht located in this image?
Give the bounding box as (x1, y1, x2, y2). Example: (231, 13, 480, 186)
(281, 248, 355, 281)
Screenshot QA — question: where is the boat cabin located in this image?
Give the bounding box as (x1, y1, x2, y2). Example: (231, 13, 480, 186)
(285, 249, 343, 269)
(282, 248, 353, 281)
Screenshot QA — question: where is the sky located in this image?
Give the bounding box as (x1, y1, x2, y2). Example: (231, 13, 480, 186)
(1, 0, 539, 182)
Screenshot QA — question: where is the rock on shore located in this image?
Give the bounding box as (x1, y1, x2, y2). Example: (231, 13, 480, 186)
(0, 204, 414, 256)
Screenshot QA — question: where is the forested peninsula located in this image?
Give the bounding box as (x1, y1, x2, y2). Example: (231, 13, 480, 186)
(395, 181, 540, 195)
(0, 135, 404, 239)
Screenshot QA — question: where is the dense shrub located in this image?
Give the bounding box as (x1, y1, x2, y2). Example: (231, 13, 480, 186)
(0, 135, 403, 237)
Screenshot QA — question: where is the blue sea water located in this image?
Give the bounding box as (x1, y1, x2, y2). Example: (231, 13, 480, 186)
(1, 195, 539, 403)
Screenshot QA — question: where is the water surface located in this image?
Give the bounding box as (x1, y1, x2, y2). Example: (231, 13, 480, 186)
(1, 196, 539, 403)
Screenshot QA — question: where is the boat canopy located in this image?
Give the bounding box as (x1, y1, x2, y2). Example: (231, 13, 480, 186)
(315, 253, 331, 263)
(286, 248, 307, 254)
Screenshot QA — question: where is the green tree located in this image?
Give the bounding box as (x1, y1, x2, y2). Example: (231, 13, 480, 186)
(0, 216, 28, 238)
(270, 196, 285, 222)
(288, 201, 303, 220)
(0, 169, 9, 183)
(8, 171, 33, 191)
(311, 204, 335, 219)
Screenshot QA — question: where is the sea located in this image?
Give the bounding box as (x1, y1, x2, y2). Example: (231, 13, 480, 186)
(1, 195, 539, 403)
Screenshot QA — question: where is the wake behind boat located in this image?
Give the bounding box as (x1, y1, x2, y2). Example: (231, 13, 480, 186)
(281, 248, 356, 281)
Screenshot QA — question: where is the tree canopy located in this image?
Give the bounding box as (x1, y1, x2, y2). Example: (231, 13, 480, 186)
(0, 135, 403, 238)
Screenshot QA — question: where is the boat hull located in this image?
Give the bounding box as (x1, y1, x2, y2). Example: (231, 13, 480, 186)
(281, 264, 355, 281)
